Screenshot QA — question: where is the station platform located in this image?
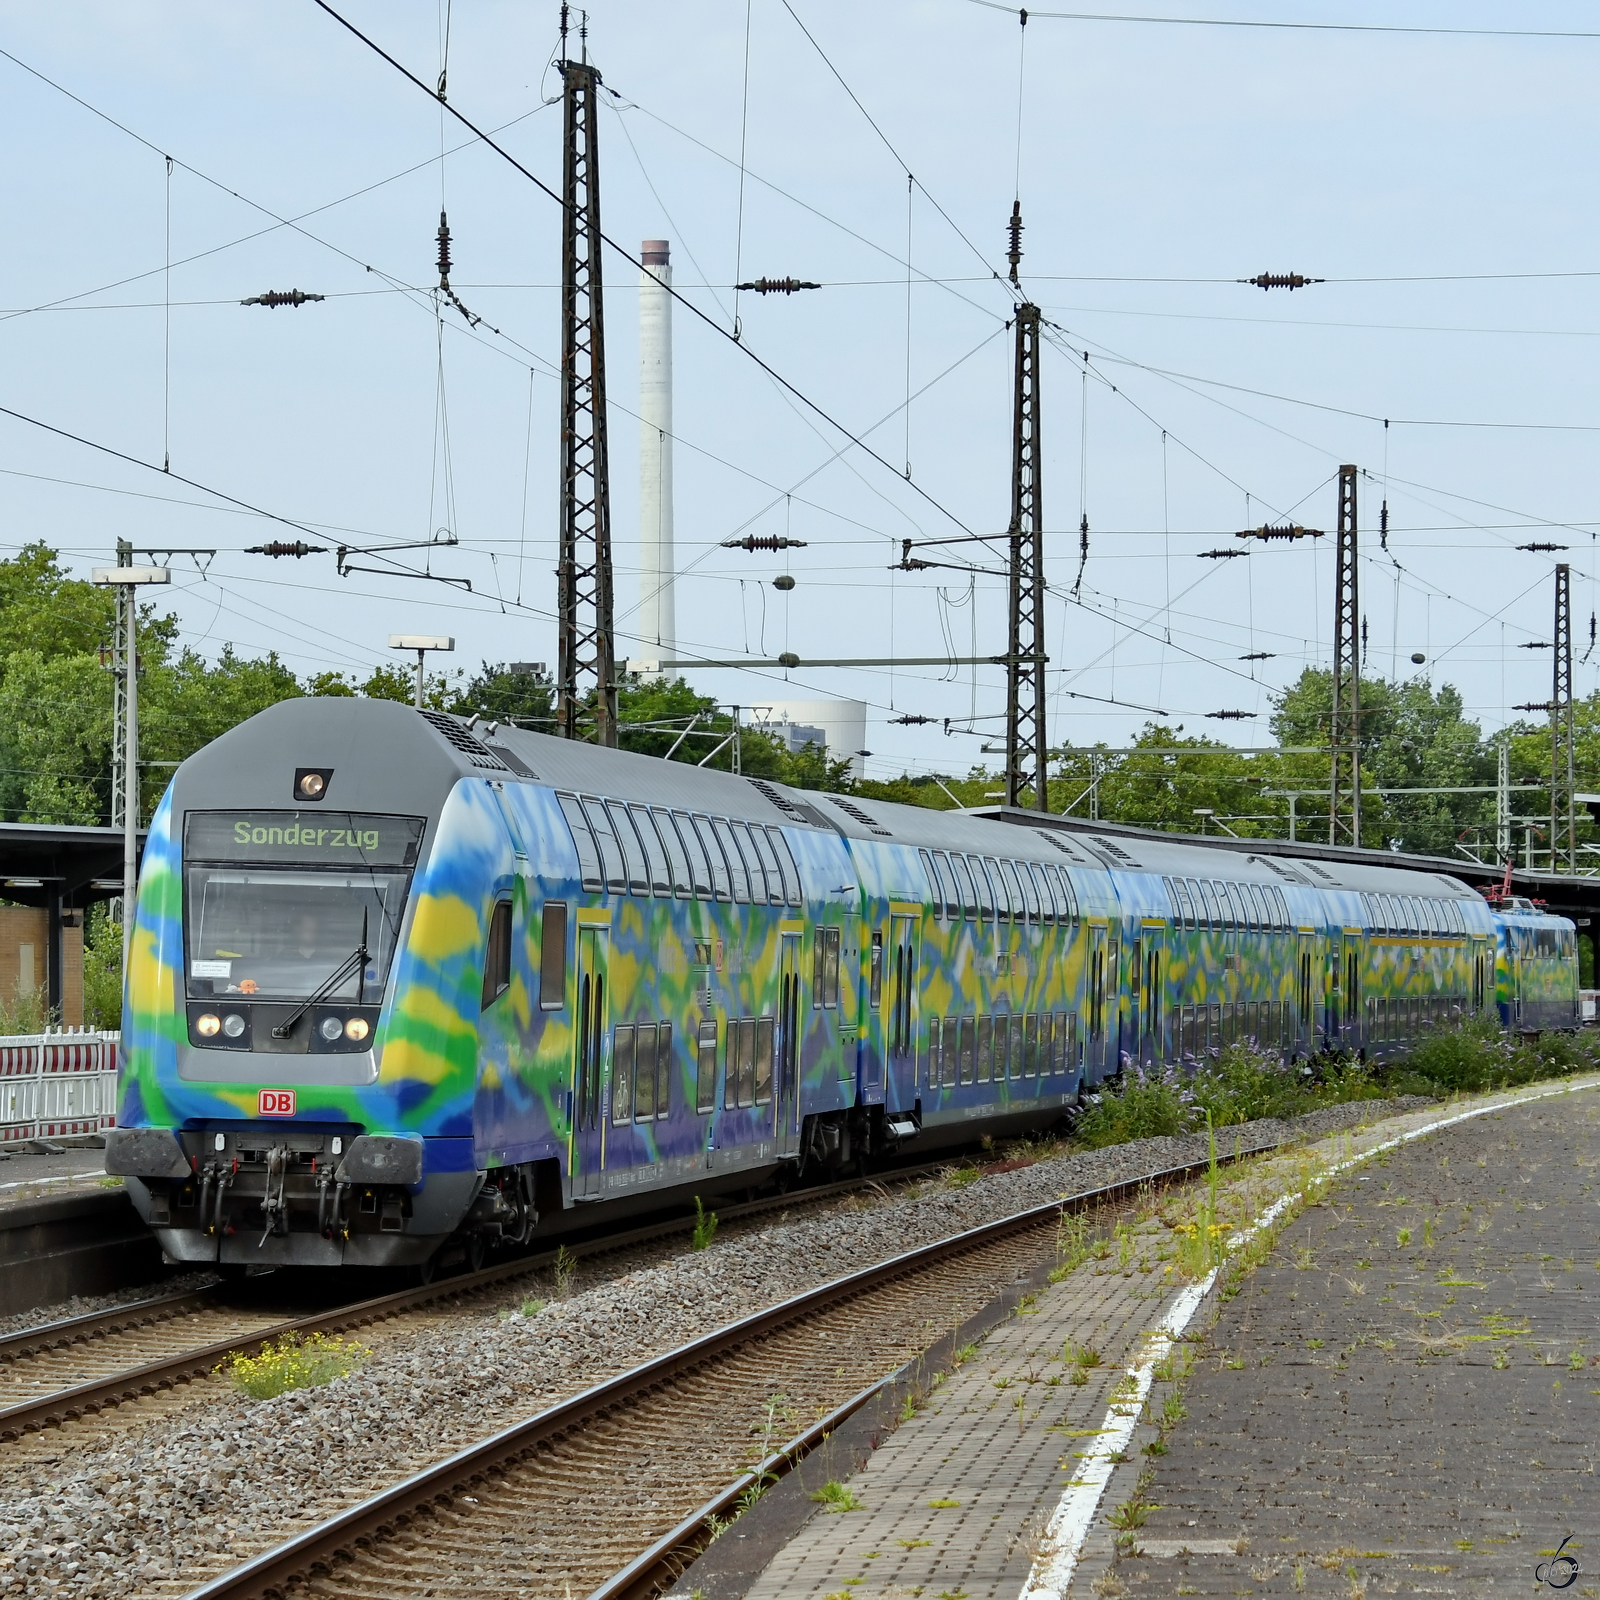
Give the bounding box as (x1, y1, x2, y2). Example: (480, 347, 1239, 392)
(696, 1078, 1600, 1600)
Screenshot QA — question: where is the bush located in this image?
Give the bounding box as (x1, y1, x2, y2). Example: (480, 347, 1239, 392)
(1401, 1016, 1510, 1094)
(1073, 1060, 1196, 1148)
(1187, 1041, 1310, 1126)
(220, 1331, 369, 1399)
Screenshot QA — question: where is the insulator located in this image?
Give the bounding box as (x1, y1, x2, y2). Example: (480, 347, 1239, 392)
(1199, 548, 1246, 560)
(1239, 651, 1275, 661)
(1235, 523, 1324, 541)
(240, 290, 325, 309)
(1517, 640, 1554, 649)
(1205, 710, 1254, 720)
(1518, 542, 1569, 552)
(437, 212, 453, 284)
(889, 714, 935, 725)
(720, 535, 809, 551)
(772, 574, 796, 591)
(245, 541, 327, 558)
(1243, 272, 1323, 290)
(733, 277, 821, 295)
(1006, 201, 1024, 285)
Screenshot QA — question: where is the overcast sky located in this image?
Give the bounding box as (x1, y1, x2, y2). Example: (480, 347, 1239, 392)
(4, 2, 1599, 779)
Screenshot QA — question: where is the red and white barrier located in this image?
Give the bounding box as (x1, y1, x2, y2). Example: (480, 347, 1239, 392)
(0, 1031, 121, 1144)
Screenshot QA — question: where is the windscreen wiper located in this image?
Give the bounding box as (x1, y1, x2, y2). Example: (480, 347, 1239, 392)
(270, 909, 370, 1039)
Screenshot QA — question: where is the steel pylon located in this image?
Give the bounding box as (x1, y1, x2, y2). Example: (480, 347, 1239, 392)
(1329, 465, 1361, 845)
(1004, 302, 1048, 811)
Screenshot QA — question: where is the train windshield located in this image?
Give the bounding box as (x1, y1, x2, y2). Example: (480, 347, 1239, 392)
(182, 811, 425, 1002)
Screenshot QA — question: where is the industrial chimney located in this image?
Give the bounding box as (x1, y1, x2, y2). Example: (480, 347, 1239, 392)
(639, 240, 675, 672)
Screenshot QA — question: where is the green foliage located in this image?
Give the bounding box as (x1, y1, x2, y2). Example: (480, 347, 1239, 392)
(809, 1480, 864, 1512)
(220, 1330, 369, 1398)
(1072, 1062, 1196, 1148)
(449, 661, 555, 726)
(82, 906, 122, 1031)
(0, 985, 55, 1034)
(691, 1195, 718, 1251)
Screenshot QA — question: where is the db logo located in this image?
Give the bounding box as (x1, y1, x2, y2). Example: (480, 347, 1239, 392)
(258, 1089, 296, 1117)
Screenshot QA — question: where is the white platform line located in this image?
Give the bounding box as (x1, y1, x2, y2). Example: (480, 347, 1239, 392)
(1017, 1075, 1600, 1600)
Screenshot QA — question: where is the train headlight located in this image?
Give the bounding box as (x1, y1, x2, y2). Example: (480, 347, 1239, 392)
(222, 1013, 246, 1039)
(319, 1016, 345, 1041)
(195, 1013, 221, 1037)
(296, 771, 326, 799)
(344, 1017, 370, 1042)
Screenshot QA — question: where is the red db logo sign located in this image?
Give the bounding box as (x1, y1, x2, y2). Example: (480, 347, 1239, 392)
(258, 1089, 296, 1117)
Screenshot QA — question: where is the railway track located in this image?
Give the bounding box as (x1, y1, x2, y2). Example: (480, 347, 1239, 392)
(0, 1155, 962, 1441)
(183, 1141, 1278, 1600)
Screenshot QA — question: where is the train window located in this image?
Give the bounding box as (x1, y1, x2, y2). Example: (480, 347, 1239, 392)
(1171, 878, 1195, 929)
(633, 1023, 657, 1121)
(1229, 883, 1250, 929)
(812, 926, 841, 1008)
(956, 1016, 975, 1085)
(1197, 881, 1220, 927)
(1244, 884, 1266, 930)
(658, 1023, 673, 1118)
(976, 1015, 993, 1083)
(755, 1017, 774, 1104)
(992, 1012, 1010, 1079)
(972, 858, 997, 922)
(481, 900, 512, 1010)
(629, 807, 673, 897)
(1023, 1013, 1039, 1077)
(951, 855, 979, 920)
(580, 798, 628, 894)
(556, 794, 604, 891)
(669, 811, 711, 898)
(728, 823, 765, 903)
(539, 902, 567, 1009)
(1052, 865, 1079, 922)
(998, 859, 1025, 922)
(1013, 862, 1039, 923)
(696, 1021, 718, 1113)
(651, 809, 693, 898)
(931, 851, 959, 919)
(1031, 863, 1058, 923)
(747, 825, 784, 906)
(739, 1017, 758, 1107)
(608, 802, 650, 895)
(1005, 1012, 1022, 1077)
(925, 1016, 940, 1086)
(612, 1025, 635, 1125)
(692, 816, 732, 900)
(979, 857, 1004, 921)
(918, 851, 938, 914)
(713, 819, 751, 903)
(768, 828, 803, 905)
(938, 1017, 956, 1086)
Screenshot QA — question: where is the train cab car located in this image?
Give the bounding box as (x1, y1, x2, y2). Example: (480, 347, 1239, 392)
(1489, 895, 1579, 1032)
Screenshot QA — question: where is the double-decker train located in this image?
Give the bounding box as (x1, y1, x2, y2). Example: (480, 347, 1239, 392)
(104, 698, 1578, 1270)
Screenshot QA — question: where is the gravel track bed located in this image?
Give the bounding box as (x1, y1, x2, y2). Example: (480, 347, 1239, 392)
(0, 1097, 1428, 1598)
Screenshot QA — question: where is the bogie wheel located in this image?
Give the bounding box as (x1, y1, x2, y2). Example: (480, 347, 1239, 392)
(466, 1233, 487, 1274)
(416, 1252, 439, 1287)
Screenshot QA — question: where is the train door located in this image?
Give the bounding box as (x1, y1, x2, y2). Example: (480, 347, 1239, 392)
(571, 926, 609, 1201)
(1142, 927, 1164, 1063)
(1471, 936, 1489, 1015)
(887, 913, 919, 1098)
(776, 932, 803, 1158)
(863, 926, 885, 1095)
(1087, 924, 1108, 1080)
(1296, 933, 1318, 1051)
(1343, 934, 1362, 1052)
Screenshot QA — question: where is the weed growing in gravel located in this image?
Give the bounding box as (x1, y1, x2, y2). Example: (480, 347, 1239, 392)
(810, 1481, 864, 1512)
(221, 1331, 369, 1399)
(691, 1196, 718, 1251)
(552, 1244, 577, 1298)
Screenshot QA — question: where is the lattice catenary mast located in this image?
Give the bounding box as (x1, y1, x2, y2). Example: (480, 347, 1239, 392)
(555, 14, 617, 746)
(1003, 202, 1048, 812)
(1551, 561, 1575, 871)
(1328, 465, 1360, 845)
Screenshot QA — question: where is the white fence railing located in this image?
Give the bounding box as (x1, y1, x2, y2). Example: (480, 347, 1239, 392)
(0, 1030, 121, 1144)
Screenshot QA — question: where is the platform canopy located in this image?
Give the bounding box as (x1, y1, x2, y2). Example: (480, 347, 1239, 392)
(0, 822, 145, 913)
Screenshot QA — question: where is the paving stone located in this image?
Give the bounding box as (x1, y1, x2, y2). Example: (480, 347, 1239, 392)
(1106, 1089, 1600, 1599)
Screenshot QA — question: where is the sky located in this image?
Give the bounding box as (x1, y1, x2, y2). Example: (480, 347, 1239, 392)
(4, 1, 1600, 783)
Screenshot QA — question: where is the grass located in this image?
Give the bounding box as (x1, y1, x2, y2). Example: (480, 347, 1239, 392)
(809, 1480, 864, 1512)
(219, 1330, 369, 1399)
(552, 1244, 577, 1299)
(691, 1196, 718, 1252)
(1071, 1017, 1600, 1154)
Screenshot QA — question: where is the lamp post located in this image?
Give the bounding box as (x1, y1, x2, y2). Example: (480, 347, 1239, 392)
(93, 564, 170, 974)
(388, 635, 455, 709)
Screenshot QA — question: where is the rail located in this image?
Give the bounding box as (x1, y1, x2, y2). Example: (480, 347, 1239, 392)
(182, 1137, 1282, 1600)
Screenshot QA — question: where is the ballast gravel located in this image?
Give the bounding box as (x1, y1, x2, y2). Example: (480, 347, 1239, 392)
(0, 1273, 221, 1343)
(0, 1097, 1427, 1598)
